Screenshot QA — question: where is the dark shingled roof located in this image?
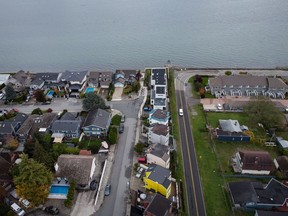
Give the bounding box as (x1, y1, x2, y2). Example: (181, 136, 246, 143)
(276, 155, 288, 171)
(144, 194, 172, 216)
(256, 210, 288, 216)
(60, 112, 79, 121)
(228, 181, 260, 206)
(149, 144, 170, 162)
(151, 68, 166, 85)
(239, 150, 275, 172)
(34, 72, 61, 82)
(51, 120, 81, 132)
(146, 164, 171, 189)
(56, 154, 95, 185)
(156, 86, 165, 94)
(83, 108, 111, 129)
(151, 124, 169, 136)
(61, 70, 88, 82)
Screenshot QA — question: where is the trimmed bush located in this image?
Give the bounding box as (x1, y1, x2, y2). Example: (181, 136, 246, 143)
(111, 114, 121, 126)
(108, 127, 118, 144)
(64, 180, 76, 207)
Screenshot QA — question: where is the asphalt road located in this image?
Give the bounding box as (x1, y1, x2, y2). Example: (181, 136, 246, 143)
(175, 77, 206, 216)
(96, 96, 144, 216)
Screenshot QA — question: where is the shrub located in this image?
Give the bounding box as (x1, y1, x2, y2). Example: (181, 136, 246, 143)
(111, 114, 121, 126)
(108, 127, 118, 144)
(64, 180, 76, 207)
(65, 147, 80, 155)
(31, 108, 43, 115)
(225, 71, 232, 76)
(134, 143, 145, 155)
(88, 140, 102, 154)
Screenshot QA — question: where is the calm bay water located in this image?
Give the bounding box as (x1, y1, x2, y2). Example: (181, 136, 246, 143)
(0, 0, 287, 71)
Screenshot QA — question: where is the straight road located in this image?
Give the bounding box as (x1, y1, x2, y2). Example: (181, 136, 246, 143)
(175, 77, 206, 216)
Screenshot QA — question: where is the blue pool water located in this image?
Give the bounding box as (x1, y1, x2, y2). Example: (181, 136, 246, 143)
(47, 90, 54, 97)
(49, 185, 69, 195)
(85, 87, 94, 94)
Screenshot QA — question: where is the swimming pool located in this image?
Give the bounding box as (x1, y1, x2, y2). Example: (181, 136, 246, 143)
(85, 87, 95, 94)
(48, 185, 69, 199)
(47, 90, 54, 98)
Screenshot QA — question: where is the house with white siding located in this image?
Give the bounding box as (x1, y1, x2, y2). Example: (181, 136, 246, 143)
(149, 109, 170, 126)
(146, 143, 170, 169)
(150, 68, 167, 110)
(148, 124, 169, 146)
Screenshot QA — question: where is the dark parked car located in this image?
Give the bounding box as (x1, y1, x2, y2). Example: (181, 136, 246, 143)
(104, 184, 111, 196)
(43, 206, 59, 215)
(90, 180, 97, 190)
(119, 123, 124, 134)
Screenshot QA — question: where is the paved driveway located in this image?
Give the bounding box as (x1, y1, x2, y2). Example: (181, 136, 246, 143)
(112, 87, 123, 101)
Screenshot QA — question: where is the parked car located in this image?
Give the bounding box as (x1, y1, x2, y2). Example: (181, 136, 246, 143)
(10, 189, 20, 200)
(178, 108, 183, 116)
(119, 123, 124, 134)
(11, 203, 25, 216)
(90, 180, 97, 190)
(121, 115, 125, 123)
(104, 184, 111, 196)
(143, 106, 152, 111)
(43, 206, 59, 215)
(20, 198, 30, 208)
(25, 96, 31, 102)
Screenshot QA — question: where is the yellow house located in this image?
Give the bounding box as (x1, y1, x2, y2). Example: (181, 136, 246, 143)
(143, 164, 171, 198)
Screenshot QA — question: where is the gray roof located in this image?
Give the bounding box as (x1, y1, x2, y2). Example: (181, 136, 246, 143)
(149, 144, 170, 162)
(115, 70, 137, 79)
(154, 98, 166, 106)
(147, 164, 171, 189)
(6, 113, 28, 124)
(34, 72, 61, 82)
(150, 109, 169, 121)
(60, 70, 88, 82)
(256, 210, 288, 216)
(0, 122, 19, 134)
(219, 119, 242, 132)
(209, 75, 288, 89)
(56, 154, 95, 185)
(61, 112, 79, 121)
(151, 68, 166, 85)
(156, 86, 165, 94)
(83, 108, 111, 129)
(31, 77, 45, 86)
(151, 124, 169, 136)
(145, 193, 172, 216)
(51, 120, 81, 132)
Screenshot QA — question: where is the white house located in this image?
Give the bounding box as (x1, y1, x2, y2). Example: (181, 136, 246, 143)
(148, 124, 169, 146)
(149, 109, 170, 126)
(233, 150, 275, 175)
(150, 68, 167, 110)
(147, 143, 170, 168)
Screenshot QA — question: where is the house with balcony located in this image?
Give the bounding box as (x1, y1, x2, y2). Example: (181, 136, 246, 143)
(148, 124, 169, 146)
(50, 112, 82, 139)
(82, 108, 111, 137)
(208, 75, 288, 99)
(60, 71, 88, 96)
(88, 71, 113, 89)
(232, 150, 275, 175)
(146, 143, 170, 169)
(149, 109, 170, 126)
(228, 178, 288, 211)
(143, 164, 171, 198)
(150, 68, 167, 110)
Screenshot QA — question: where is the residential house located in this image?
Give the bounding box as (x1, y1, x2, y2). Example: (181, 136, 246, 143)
(8, 71, 34, 92)
(149, 109, 170, 126)
(143, 164, 172, 198)
(150, 68, 167, 110)
(0, 113, 28, 145)
(33, 72, 62, 89)
(16, 113, 57, 142)
(88, 71, 113, 89)
(255, 210, 288, 216)
(144, 193, 173, 216)
(50, 112, 82, 139)
(82, 108, 111, 137)
(148, 124, 169, 146)
(216, 119, 250, 142)
(146, 143, 170, 169)
(228, 178, 288, 211)
(274, 155, 288, 178)
(114, 70, 138, 88)
(208, 75, 288, 98)
(30, 77, 45, 91)
(275, 137, 288, 149)
(60, 70, 88, 95)
(232, 150, 275, 175)
(54, 154, 96, 187)
(0, 74, 11, 86)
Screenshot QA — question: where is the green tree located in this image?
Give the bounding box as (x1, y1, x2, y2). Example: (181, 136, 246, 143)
(243, 97, 284, 129)
(111, 114, 121, 126)
(88, 140, 102, 154)
(33, 140, 55, 171)
(132, 81, 141, 93)
(34, 89, 46, 102)
(82, 92, 107, 111)
(5, 84, 16, 101)
(225, 71, 232, 76)
(134, 142, 145, 155)
(13, 154, 53, 207)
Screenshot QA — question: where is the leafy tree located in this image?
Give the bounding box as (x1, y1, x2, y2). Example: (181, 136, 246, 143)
(31, 108, 43, 115)
(111, 114, 121, 126)
(225, 71, 232, 76)
(34, 89, 46, 102)
(134, 142, 145, 155)
(82, 92, 107, 111)
(88, 139, 102, 154)
(5, 84, 16, 101)
(194, 74, 203, 84)
(243, 97, 284, 129)
(132, 81, 141, 93)
(136, 71, 142, 81)
(5, 136, 19, 150)
(33, 140, 55, 171)
(13, 154, 53, 207)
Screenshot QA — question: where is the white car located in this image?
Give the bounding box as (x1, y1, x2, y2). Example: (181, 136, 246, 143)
(20, 198, 30, 208)
(179, 108, 183, 116)
(11, 203, 25, 216)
